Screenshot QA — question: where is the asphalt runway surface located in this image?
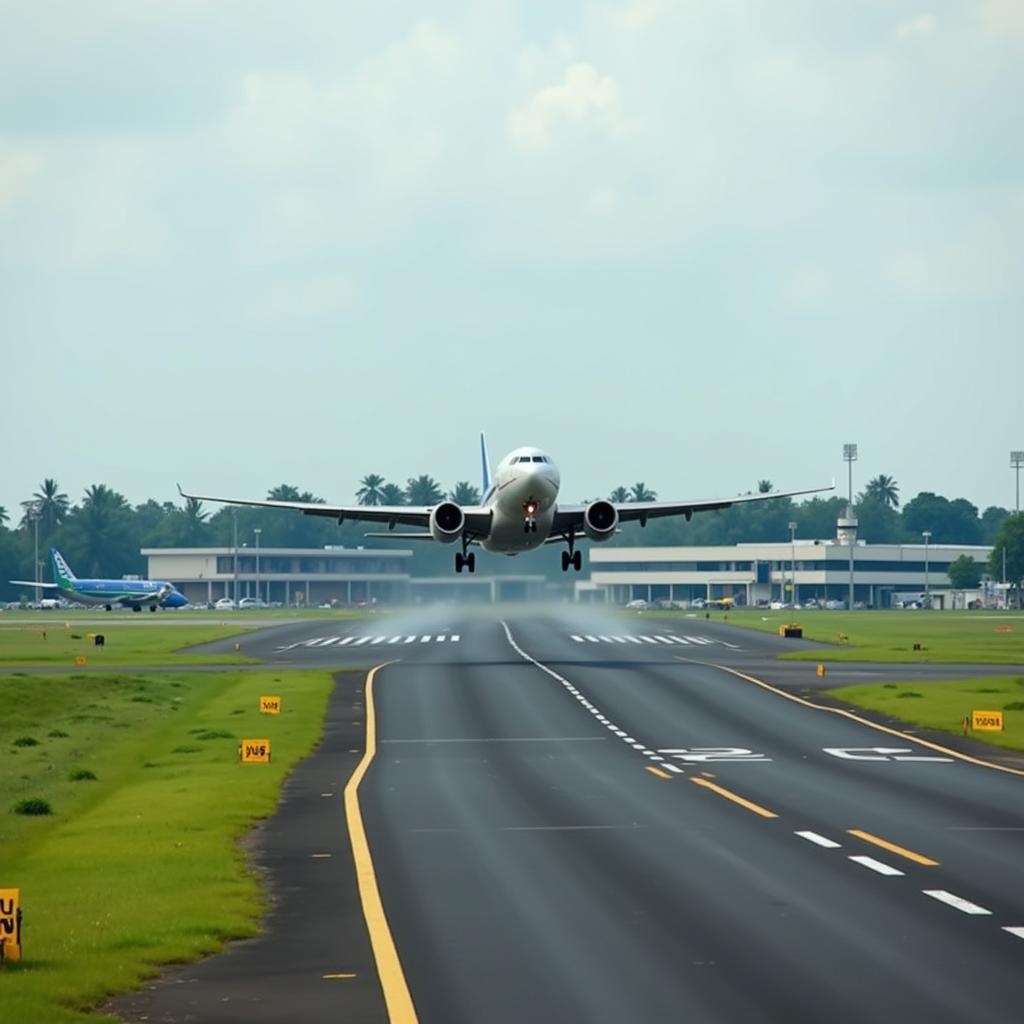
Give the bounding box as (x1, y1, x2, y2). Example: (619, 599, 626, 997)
(115, 607, 1024, 1023)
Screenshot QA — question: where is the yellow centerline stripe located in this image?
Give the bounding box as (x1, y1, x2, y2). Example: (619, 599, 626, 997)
(848, 829, 939, 866)
(344, 662, 418, 1024)
(645, 765, 672, 780)
(697, 660, 1024, 779)
(689, 777, 778, 818)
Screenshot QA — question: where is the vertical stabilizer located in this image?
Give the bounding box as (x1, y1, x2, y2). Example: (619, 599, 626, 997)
(50, 548, 76, 584)
(480, 432, 492, 496)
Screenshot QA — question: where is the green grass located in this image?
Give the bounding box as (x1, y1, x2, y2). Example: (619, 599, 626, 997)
(707, 609, 1024, 663)
(0, 668, 336, 1023)
(0, 623, 260, 666)
(831, 675, 1024, 753)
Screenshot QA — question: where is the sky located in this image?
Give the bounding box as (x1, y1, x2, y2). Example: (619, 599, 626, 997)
(2, 0, 1022, 519)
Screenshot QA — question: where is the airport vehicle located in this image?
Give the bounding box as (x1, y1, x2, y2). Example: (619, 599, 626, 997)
(705, 597, 736, 609)
(214, 597, 236, 610)
(180, 436, 831, 574)
(237, 597, 266, 609)
(10, 548, 188, 611)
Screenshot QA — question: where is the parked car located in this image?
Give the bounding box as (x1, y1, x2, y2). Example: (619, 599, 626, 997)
(237, 597, 266, 609)
(214, 598, 236, 610)
(625, 599, 650, 610)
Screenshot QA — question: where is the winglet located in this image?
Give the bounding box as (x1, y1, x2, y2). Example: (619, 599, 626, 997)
(176, 482, 186, 497)
(480, 433, 492, 495)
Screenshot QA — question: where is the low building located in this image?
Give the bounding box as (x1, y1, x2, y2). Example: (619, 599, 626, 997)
(142, 546, 413, 606)
(581, 540, 993, 609)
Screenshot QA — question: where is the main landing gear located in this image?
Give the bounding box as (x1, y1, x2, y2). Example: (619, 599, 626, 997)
(560, 535, 583, 573)
(455, 536, 476, 574)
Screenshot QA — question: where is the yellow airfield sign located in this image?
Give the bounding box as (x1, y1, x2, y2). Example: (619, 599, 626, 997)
(0, 887, 21, 962)
(972, 710, 1004, 732)
(241, 739, 271, 763)
(260, 696, 281, 715)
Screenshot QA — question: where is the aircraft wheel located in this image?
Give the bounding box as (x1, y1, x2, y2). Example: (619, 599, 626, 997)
(132, 606, 141, 613)
(572, 550, 583, 572)
(455, 553, 464, 573)
(105, 604, 112, 612)
(150, 605, 157, 612)
(561, 551, 570, 573)
(466, 552, 476, 573)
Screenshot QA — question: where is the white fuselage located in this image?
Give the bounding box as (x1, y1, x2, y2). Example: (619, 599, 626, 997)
(480, 447, 561, 553)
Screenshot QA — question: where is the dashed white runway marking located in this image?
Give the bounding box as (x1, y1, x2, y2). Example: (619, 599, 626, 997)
(280, 633, 462, 651)
(569, 633, 739, 649)
(849, 855, 904, 876)
(1002, 927, 1024, 939)
(923, 890, 992, 915)
(796, 830, 842, 849)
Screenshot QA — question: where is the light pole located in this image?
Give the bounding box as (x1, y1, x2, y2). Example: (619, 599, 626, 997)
(28, 504, 41, 600)
(254, 528, 262, 605)
(789, 521, 797, 607)
(843, 443, 858, 609)
(922, 530, 931, 609)
(232, 508, 239, 605)
(1012, 450, 1024, 514)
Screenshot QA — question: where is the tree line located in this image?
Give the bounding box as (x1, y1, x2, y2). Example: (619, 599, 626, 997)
(0, 474, 1021, 596)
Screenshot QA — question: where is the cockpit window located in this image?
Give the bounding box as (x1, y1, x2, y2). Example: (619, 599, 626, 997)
(532, 456, 543, 462)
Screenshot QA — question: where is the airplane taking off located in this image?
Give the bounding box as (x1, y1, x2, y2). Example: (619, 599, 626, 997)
(180, 435, 832, 574)
(10, 548, 188, 611)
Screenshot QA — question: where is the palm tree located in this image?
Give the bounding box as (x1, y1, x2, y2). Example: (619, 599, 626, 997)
(63, 484, 133, 576)
(864, 474, 900, 508)
(268, 484, 301, 501)
(609, 486, 631, 503)
(405, 475, 444, 505)
(23, 479, 69, 535)
(356, 474, 386, 506)
(630, 482, 657, 502)
(0, 506, 8, 528)
(757, 480, 774, 494)
(449, 481, 481, 505)
(379, 483, 406, 505)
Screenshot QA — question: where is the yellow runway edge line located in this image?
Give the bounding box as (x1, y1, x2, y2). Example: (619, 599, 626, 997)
(344, 662, 419, 1024)
(689, 777, 778, 818)
(848, 829, 939, 866)
(645, 765, 672, 780)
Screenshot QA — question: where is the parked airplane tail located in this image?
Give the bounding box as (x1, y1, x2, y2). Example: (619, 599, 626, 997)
(50, 548, 77, 585)
(480, 432, 492, 496)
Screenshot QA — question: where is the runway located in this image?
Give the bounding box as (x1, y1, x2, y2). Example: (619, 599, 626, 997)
(118, 606, 1024, 1023)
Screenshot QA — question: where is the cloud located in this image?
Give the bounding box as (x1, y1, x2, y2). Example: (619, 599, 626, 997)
(507, 62, 628, 150)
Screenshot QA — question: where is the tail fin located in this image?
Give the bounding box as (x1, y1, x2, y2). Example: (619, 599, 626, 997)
(480, 432, 492, 496)
(50, 548, 76, 584)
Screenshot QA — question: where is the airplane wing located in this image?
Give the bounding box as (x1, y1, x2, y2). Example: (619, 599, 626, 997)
(552, 483, 834, 535)
(177, 485, 493, 534)
(9, 580, 58, 588)
(364, 532, 483, 545)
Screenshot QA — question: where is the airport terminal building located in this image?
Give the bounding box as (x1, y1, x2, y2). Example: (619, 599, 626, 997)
(578, 540, 994, 610)
(141, 547, 546, 605)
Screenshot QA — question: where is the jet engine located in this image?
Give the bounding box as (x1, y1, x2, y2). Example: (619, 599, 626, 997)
(429, 502, 465, 544)
(583, 500, 618, 542)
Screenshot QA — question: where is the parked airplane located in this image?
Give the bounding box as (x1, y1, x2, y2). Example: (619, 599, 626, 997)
(10, 548, 188, 611)
(180, 436, 832, 574)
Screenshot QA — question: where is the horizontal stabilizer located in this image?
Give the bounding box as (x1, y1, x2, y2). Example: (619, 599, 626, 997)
(9, 580, 58, 588)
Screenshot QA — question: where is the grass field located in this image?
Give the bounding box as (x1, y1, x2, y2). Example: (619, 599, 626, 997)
(714, 609, 1024, 663)
(0, 667, 336, 1023)
(0, 622, 260, 666)
(831, 675, 1024, 753)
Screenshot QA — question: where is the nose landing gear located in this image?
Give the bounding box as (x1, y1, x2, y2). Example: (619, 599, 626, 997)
(522, 500, 539, 534)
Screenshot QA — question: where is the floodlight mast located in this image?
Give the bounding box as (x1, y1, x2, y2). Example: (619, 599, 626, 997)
(843, 444, 858, 610)
(1012, 450, 1024, 514)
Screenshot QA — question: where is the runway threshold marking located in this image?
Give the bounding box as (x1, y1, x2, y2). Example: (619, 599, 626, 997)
(847, 829, 939, 867)
(693, 660, 1024, 779)
(344, 661, 419, 1024)
(645, 766, 672, 780)
(689, 777, 777, 818)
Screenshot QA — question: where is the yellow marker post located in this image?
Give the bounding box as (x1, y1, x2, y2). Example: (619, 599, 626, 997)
(816, 664, 826, 678)
(0, 888, 22, 963)
(260, 696, 282, 715)
(241, 739, 271, 763)
(74, 655, 87, 667)
(972, 710, 1004, 732)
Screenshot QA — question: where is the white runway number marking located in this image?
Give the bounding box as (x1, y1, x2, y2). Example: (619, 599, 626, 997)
(658, 747, 772, 763)
(823, 747, 954, 763)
